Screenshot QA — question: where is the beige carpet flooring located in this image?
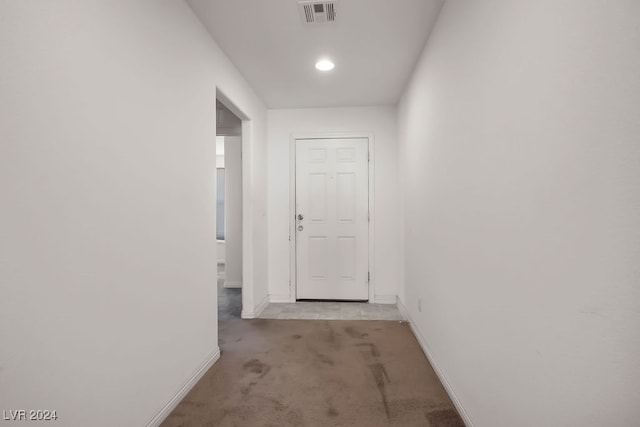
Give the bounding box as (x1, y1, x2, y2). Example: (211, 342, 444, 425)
(161, 266, 464, 427)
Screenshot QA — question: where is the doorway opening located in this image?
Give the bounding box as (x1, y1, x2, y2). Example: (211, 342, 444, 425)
(215, 92, 247, 329)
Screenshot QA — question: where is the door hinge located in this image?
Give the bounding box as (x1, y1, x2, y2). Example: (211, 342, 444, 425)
(368, 272, 370, 282)
(368, 151, 370, 162)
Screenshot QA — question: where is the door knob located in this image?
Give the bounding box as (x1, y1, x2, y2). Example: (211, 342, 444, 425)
(297, 214, 304, 221)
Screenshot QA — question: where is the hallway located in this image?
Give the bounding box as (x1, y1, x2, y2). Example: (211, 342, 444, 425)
(3, 2, 638, 426)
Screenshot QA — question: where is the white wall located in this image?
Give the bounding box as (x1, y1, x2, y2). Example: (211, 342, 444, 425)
(224, 137, 243, 287)
(0, 1, 267, 426)
(398, 1, 640, 426)
(267, 107, 400, 302)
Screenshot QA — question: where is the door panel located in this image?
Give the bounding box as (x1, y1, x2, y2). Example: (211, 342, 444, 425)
(309, 173, 328, 221)
(296, 138, 368, 300)
(336, 173, 356, 222)
(308, 237, 329, 279)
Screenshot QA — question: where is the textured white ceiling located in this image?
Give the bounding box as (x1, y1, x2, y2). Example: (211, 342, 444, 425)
(187, 0, 444, 108)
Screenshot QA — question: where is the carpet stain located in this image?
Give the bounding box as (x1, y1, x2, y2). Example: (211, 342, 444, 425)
(322, 321, 343, 352)
(357, 339, 391, 420)
(291, 334, 302, 339)
(240, 381, 258, 396)
(425, 408, 466, 427)
(324, 397, 339, 418)
(271, 398, 286, 412)
(162, 319, 464, 427)
(351, 330, 392, 420)
(243, 359, 271, 378)
(344, 325, 369, 339)
(312, 350, 334, 366)
(324, 322, 336, 343)
(356, 342, 381, 358)
(369, 362, 392, 419)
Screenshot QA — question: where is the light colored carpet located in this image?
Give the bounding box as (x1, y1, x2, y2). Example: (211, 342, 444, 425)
(161, 317, 464, 426)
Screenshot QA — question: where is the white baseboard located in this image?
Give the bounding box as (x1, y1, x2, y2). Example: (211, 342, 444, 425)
(269, 294, 293, 303)
(223, 281, 242, 289)
(374, 294, 397, 305)
(146, 348, 221, 427)
(398, 297, 473, 427)
(241, 293, 269, 319)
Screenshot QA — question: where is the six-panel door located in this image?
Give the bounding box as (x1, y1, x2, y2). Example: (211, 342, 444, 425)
(295, 138, 369, 300)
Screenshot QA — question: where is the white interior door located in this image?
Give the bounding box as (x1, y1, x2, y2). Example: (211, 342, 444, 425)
(295, 138, 369, 300)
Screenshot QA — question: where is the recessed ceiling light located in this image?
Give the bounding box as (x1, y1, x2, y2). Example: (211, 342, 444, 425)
(315, 59, 335, 71)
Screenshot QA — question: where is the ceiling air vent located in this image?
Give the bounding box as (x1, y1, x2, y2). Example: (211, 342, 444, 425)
(298, 1, 337, 25)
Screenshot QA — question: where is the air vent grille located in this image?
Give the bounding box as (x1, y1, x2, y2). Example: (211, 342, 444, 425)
(298, 1, 337, 25)
(326, 3, 336, 21)
(303, 4, 314, 23)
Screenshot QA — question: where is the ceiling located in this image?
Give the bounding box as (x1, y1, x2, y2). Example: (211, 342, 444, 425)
(187, 0, 445, 109)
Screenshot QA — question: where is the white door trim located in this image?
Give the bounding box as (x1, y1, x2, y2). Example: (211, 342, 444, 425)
(216, 88, 255, 318)
(289, 132, 375, 303)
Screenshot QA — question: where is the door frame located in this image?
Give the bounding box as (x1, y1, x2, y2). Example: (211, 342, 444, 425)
(216, 88, 255, 318)
(288, 132, 375, 303)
